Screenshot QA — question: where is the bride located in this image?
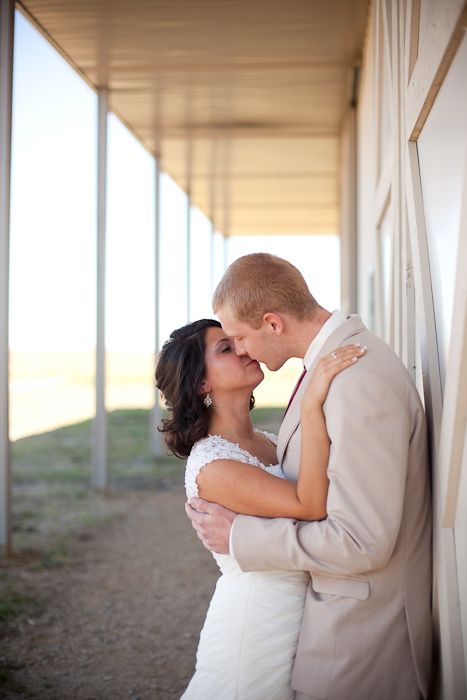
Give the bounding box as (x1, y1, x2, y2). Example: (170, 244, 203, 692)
(155, 318, 365, 700)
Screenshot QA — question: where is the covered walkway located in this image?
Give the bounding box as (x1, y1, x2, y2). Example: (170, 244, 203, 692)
(1, 0, 369, 550)
(1, 1, 467, 698)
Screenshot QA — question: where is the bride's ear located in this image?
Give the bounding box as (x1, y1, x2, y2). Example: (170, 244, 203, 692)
(199, 379, 211, 395)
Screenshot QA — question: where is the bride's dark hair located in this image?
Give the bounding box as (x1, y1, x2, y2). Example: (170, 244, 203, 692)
(156, 319, 255, 459)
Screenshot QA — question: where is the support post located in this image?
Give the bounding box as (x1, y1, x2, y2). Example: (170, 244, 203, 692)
(221, 136, 231, 272)
(223, 235, 229, 271)
(186, 137, 192, 321)
(209, 139, 217, 293)
(92, 88, 108, 490)
(0, 0, 14, 557)
(151, 156, 164, 456)
(186, 194, 191, 321)
(210, 222, 216, 294)
(340, 103, 358, 315)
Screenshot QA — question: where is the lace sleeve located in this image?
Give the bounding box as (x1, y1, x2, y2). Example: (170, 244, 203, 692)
(184, 434, 278, 499)
(185, 436, 234, 499)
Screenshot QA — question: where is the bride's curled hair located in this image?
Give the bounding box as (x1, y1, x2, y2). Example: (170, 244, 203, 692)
(156, 319, 255, 459)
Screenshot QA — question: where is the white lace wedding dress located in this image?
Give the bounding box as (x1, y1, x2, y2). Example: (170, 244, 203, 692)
(182, 430, 309, 700)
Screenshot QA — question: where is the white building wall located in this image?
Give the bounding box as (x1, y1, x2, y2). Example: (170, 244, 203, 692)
(351, 1, 467, 697)
(356, 6, 376, 330)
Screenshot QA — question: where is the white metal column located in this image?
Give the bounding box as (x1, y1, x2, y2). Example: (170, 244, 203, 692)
(0, 0, 14, 556)
(223, 235, 229, 270)
(210, 222, 216, 294)
(151, 156, 164, 457)
(92, 88, 108, 489)
(340, 105, 358, 315)
(186, 193, 192, 321)
(186, 138, 192, 321)
(209, 139, 217, 294)
(222, 136, 231, 272)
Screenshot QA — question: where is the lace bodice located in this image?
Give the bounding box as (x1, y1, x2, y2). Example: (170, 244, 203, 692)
(185, 429, 283, 500)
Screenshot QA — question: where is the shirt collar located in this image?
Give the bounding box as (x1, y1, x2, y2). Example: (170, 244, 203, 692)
(303, 310, 348, 370)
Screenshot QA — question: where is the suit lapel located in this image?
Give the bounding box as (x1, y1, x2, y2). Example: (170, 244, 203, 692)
(277, 315, 367, 464)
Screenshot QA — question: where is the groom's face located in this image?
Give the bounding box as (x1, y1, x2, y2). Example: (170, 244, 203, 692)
(217, 306, 287, 371)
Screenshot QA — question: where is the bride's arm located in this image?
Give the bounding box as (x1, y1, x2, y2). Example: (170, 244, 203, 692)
(196, 344, 366, 520)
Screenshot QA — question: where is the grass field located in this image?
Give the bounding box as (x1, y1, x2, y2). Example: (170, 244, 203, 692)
(7, 349, 294, 565)
(9, 406, 285, 560)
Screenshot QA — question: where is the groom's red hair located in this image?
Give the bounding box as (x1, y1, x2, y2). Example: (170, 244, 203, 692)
(212, 253, 318, 328)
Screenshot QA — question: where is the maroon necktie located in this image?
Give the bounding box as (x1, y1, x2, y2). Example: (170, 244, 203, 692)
(284, 367, 307, 416)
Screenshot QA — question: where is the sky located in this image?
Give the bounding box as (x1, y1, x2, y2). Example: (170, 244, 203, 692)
(9, 10, 340, 354)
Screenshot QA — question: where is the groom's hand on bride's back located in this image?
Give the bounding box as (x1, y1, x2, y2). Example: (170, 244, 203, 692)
(185, 498, 237, 554)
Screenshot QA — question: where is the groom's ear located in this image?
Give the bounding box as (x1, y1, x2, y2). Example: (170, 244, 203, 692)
(262, 312, 284, 335)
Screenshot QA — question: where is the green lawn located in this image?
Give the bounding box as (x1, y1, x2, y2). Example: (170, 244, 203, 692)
(9, 406, 285, 557)
(12, 406, 284, 484)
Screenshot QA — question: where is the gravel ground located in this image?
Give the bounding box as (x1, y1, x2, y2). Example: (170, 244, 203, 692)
(0, 487, 219, 700)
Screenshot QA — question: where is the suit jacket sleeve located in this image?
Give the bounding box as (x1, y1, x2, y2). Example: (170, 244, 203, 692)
(231, 370, 415, 575)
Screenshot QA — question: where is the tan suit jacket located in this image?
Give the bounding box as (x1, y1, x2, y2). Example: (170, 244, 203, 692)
(232, 316, 432, 700)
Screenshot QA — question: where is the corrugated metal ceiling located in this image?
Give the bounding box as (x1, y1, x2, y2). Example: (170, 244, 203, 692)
(18, 0, 370, 235)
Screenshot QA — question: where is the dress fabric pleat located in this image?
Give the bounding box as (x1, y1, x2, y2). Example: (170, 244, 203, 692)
(182, 432, 308, 700)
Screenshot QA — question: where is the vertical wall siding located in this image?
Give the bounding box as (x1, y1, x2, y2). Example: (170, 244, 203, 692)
(352, 1, 467, 697)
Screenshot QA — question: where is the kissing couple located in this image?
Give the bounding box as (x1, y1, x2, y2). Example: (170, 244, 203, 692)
(156, 253, 432, 700)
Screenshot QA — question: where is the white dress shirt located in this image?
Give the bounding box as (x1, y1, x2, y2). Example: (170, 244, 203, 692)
(303, 309, 348, 370)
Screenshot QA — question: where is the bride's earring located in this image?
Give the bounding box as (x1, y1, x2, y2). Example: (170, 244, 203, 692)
(203, 393, 213, 408)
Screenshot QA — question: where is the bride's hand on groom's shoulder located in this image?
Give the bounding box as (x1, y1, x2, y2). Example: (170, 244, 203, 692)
(302, 344, 366, 414)
(185, 498, 237, 554)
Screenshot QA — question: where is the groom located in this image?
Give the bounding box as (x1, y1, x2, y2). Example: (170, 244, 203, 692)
(185, 253, 432, 700)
